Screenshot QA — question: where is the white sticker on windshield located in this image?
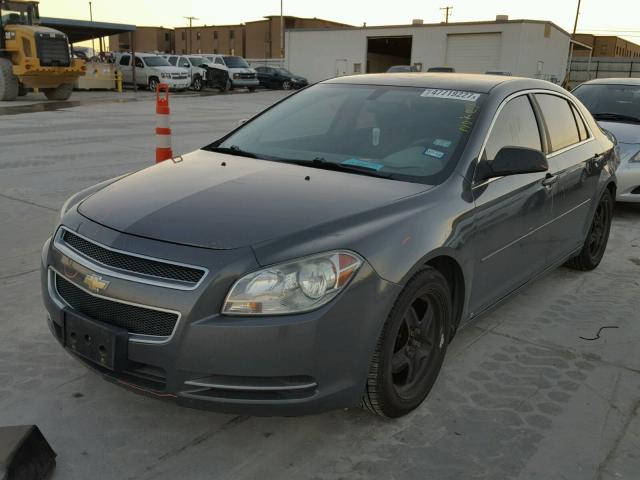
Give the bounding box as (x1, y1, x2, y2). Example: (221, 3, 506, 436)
(421, 89, 480, 102)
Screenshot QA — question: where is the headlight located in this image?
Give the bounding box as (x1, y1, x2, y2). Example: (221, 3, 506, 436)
(4, 31, 16, 40)
(630, 150, 640, 163)
(223, 251, 363, 315)
(233, 73, 240, 79)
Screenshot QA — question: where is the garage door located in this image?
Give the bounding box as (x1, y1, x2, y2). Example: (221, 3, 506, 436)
(445, 33, 501, 73)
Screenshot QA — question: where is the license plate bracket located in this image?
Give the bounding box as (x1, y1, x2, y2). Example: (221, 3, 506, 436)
(64, 311, 128, 371)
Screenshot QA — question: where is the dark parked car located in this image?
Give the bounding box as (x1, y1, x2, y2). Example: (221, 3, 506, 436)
(427, 66, 456, 73)
(572, 78, 640, 202)
(42, 74, 616, 418)
(255, 66, 308, 90)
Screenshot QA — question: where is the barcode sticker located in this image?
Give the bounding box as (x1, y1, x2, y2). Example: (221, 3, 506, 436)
(421, 89, 480, 101)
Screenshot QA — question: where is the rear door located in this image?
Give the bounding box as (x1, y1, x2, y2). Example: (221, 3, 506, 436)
(118, 54, 132, 83)
(533, 93, 602, 263)
(470, 94, 553, 314)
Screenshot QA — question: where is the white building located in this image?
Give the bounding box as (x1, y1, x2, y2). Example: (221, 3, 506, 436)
(285, 17, 570, 83)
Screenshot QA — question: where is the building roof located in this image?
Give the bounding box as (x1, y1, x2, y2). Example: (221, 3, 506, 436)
(325, 72, 565, 94)
(40, 17, 135, 43)
(287, 18, 570, 37)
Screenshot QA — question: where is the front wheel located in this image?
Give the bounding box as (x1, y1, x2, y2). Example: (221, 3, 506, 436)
(43, 83, 73, 101)
(148, 77, 159, 92)
(192, 76, 203, 91)
(362, 267, 451, 418)
(565, 188, 613, 271)
(248, 87, 256, 92)
(0, 58, 19, 101)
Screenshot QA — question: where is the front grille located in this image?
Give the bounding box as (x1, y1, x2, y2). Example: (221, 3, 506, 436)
(238, 73, 256, 79)
(55, 275, 179, 337)
(171, 73, 188, 79)
(61, 229, 205, 285)
(35, 34, 70, 67)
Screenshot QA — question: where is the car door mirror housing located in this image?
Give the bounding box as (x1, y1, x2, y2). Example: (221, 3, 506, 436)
(481, 147, 548, 180)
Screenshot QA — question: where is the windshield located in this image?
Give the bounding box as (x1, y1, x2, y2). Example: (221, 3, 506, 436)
(573, 83, 640, 120)
(277, 68, 293, 76)
(0, 4, 35, 25)
(143, 56, 171, 67)
(188, 56, 205, 67)
(223, 56, 249, 68)
(216, 83, 484, 185)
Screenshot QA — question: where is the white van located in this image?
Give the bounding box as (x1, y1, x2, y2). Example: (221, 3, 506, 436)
(116, 53, 190, 91)
(201, 55, 259, 91)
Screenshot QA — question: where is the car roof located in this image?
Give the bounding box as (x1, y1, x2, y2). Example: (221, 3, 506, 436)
(324, 73, 564, 94)
(579, 77, 640, 86)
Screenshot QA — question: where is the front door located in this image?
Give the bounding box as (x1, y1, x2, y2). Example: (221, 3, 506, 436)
(470, 94, 553, 314)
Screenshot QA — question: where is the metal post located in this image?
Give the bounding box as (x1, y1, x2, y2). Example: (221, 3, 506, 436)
(131, 31, 137, 92)
(280, 0, 284, 58)
(89, 2, 95, 57)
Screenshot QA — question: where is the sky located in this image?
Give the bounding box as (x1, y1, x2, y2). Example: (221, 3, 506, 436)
(40, 0, 640, 41)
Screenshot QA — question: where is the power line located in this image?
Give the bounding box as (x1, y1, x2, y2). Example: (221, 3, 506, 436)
(184, 16, 199, 54)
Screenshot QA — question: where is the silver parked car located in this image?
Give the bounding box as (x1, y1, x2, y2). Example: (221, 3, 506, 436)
(573, 78, 640, 202)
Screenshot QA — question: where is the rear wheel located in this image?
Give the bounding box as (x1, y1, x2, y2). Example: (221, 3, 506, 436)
(362, 267, 451, 418)
(282, 80, 292, 90)
(565, 188, 613, 271)
(43, 83, 73, 101)
(0, 58, 19, 101)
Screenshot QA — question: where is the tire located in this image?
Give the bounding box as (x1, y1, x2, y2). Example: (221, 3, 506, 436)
(17, 83, 27, 97)
(362, 267, 452, 418)
(222, 79, 231, 92)
(43, 83, 73, 101)
(0, 58, 19, 101)
(148, 77, 159, 92)
(282, 80, 292, 90)
(248, 87, 256, 92)
(565, 188, 613, 271)
(192, 76, 203, 91)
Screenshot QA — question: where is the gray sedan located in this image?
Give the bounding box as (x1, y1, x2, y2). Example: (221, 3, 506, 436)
(573, 78, 640, 202)
(41, 74, 617, 418)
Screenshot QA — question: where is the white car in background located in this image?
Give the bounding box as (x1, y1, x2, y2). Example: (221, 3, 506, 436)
(202, 54, 259, 91)
(164, 55, 209, 91)
(573, 78, 640, 202)
(116, 53, 190, 92)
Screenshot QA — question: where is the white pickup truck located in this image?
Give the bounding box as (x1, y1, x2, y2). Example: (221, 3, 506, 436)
(163, 55, 210, 91)
(116, 53, 190, 91)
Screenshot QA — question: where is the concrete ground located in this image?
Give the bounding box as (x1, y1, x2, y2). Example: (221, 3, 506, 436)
(0, 89, 639, 480)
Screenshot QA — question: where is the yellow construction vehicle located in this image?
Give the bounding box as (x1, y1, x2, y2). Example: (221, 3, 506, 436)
(0, 0, 85, 100)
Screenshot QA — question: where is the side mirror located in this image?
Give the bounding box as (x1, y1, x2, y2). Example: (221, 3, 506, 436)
(480, 146, 548, 180)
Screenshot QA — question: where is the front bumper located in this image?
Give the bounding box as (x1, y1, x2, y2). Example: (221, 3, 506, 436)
(163, 78, 191, 90)
(41, 216, 400, 415)
(616, 163, 640, 202)
(231, 78, 259, 88)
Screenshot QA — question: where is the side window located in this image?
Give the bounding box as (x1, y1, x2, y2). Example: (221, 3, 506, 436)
(167, 56, 177, 66)
(570, 103, 589, 141)
(534, 94, 581, 152)
(215, 58, 225, 66)
(119, 55, 130, 66)
(483, 95, 542, 162)
(134, 57, 144, 68)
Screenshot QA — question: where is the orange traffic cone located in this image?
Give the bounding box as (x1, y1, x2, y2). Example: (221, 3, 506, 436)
(155, 83, 173, 163)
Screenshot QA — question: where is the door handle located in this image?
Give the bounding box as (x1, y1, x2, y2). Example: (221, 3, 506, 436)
(542, 173, 558, 187)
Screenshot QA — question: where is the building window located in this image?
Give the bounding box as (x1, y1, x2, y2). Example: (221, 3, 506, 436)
(181, 31, 185, 40)
(353, 63, 362, 74)
(544, 24, 551, 38)
(197, 31, 201, 41)
(230, 30, 235, 39)
(213, 30, 218, 40)
(213, 48, 218, 54)
(165, 32, 169, 41)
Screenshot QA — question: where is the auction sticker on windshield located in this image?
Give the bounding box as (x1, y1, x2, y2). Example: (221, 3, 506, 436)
(421, 89, 480, 101)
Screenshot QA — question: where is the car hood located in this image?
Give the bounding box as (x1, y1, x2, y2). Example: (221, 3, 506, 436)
(153, 66, 188, 74)
(77, 150, 430, 249)
(597, 120, 640, 145)
(229, 67, 255, 74)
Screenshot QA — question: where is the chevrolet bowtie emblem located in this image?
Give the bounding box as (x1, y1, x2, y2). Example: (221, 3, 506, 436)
(83, 274, 109, 293)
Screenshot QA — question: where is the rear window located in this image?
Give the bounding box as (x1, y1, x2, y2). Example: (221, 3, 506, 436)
(535, 94, 581, 152)
(573, 83, 640, 119)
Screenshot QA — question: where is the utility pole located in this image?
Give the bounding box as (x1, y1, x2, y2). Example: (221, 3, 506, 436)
(440, 6, 453, 24)
(184, 16, 199, 54)
(89, 2, 95, 56)
(564, 0, 582, 88)
(280, 0, 284, 58)
(572, 0, 582, 35)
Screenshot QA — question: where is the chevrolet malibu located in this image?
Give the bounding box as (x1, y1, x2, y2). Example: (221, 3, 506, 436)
(41, 74, 617, 418)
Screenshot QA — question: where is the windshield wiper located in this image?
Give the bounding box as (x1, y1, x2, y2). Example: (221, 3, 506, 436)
(592, 112, 640, 124)
(282, 157, 393, 179)
(205, 145, 260, 159)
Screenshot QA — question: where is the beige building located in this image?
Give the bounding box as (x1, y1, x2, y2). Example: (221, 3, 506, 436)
(109, 26, 174, 53)
(174, 16, 350, 57)
(573, 34, 640, 58)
